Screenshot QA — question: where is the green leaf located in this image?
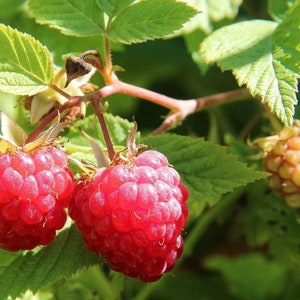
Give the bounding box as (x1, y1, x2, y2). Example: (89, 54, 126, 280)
(177, 0, 243, 34)
(108, 0, 198, 44)
(206, 0, 242, 21)
(0, 24, 53, 96)
(97, 0, 134, 18)
(66, 113, 135, 151)
(28, 0, 105, 37)
(200, 20, 298, 126)
(66, 113, 136, 172)
(143, 134, 266, 204)
(4, 12, 107, 66)
(205, 254, 287, 300)
(187, 0, 211, 33)
(268, 0, 296, 22)
(0, 225, 100, 300)
(0, 249, 20, 276)
(273, 1, 300, 75)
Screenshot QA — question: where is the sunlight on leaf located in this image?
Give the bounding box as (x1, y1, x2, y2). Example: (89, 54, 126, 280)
(207, 0, 242, 21)
(268, 0, 296, 22)
(273, 1, 300, 75)
(108, 0, 198, 44)
(0, 24, 53, 96)
(29, 0, 105, 36)
(177, 0, 243, 34)
(200, 20, 298, 126)
(97, 0, 134, 18)
(143, 134, 266, 202)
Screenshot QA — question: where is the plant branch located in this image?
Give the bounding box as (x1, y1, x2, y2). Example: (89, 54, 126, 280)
(62, 50, 252, 135)
(111, 80, 251, 134)
(194, 88, 251, 111)
(25, 97, 81, 144)
(92, 79, 251, 134)
(28, 73, 251, 145)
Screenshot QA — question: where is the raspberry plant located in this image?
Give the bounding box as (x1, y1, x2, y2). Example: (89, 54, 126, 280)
(0, 0, 299, 299)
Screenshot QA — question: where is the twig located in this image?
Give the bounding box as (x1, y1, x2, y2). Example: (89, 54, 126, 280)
(25, 97, 81, 144)
(194, 88, 251, 111)
(29, 71, 251, 145)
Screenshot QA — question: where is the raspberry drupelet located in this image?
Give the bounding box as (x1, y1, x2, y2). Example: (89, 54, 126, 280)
(0, 147, 74, 251)
(69, 150, 189, 282)
(262, 121, 300, 208)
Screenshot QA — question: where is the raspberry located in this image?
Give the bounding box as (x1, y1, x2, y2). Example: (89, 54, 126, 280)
(69, 150, 189, 282)
(0, 147, 74, 251)
(262, 121, 300, 208)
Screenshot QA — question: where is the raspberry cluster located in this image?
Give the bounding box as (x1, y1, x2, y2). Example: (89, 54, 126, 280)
(69, 150, 189, 282)
(0, 147, 74, 251)
(263, 121, 300, 208)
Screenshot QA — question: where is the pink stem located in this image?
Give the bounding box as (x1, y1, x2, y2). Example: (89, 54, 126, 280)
(25, 97, 81, 144)
(194, 88, 251, 111)
(25, 76, 251, 145)
(114, 81, 185, 111)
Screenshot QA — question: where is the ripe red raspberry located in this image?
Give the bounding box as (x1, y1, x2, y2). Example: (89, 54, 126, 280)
(262, 121, 300, 208)
(69, 150, 189, 282)
(0, 147, 74, 251)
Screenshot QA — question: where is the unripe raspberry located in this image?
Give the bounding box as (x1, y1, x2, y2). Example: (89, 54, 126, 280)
(69, 150, 189, 282)
(262, 121, 300, 207)
(0, 147, 74, 251)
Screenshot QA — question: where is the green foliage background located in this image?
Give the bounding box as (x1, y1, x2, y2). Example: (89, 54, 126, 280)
(0, 0, 299, 299)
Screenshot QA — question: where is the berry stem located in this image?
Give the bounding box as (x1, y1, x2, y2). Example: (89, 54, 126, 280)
(91, 98, 115, 161)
